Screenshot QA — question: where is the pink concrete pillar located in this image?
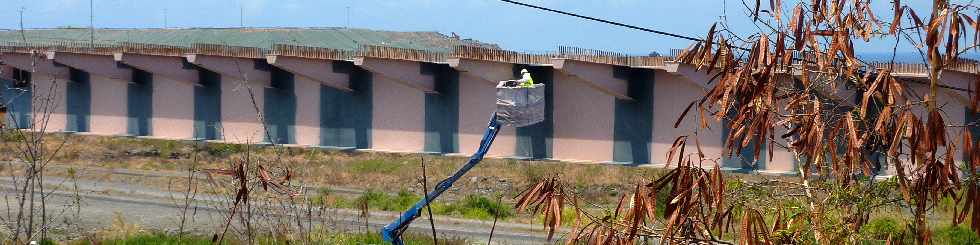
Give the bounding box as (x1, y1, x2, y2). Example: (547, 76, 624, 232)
(652, 71, 725, 167)
(265, 55, 352, 146)
(551, 71, 615, 162)
(370, 75, 426, 152)
(219, 77, 266, 143)
(87, 73, 129, 135)
(186, 55, 270, 143)
(151, 75, 195, 139)
(293, 75, 321, 146)
(355, 57, 430, 152)
(47, 52, 132, 136)
(450, 58, 517, 157)
(30, 74, 69, 132)
(1, 53, 70, 132)
(115, 53, 198, 139)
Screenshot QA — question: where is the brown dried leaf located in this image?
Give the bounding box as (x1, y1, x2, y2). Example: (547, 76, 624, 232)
(889, 4, 903, 34)
(675, 101, 697, 129)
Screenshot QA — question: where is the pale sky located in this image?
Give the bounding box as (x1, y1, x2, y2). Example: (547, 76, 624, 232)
(0, 0, 954, 58)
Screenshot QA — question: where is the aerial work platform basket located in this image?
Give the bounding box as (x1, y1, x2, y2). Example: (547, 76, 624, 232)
(382, 79, 545, 245)
(495, 81, 545, 127)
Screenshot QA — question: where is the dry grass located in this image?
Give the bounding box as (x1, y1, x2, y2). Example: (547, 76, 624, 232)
(0, 133, 791, 210)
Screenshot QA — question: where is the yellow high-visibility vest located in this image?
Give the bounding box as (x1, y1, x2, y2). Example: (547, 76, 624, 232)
(520, 73, 535, 88)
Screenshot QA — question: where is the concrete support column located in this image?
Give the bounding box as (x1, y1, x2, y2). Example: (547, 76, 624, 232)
(194, 68, 222, 140)
(422, 63, 459, 154)
(1, 53, 69, 132)
(1, 66, 32, 129)
(355, 57, 435, 152)
(321, 61, 371, 149)
(266, 55, 354, 146)
(551, 66, 615, 162)
(186, 55, 270, 143)
(48, 52, 130, 135)
(652, 70, 725, 167)
(114, 53, 197, 139)
(265, 66, 296, 144)
(449, 58, 518, 157)
(613, 68, 655, 164)
(65, 67, 91, 132)
(128, 69, 153, 136)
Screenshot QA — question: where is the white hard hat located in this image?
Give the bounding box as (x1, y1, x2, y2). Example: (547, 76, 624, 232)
(520, 69, 529, 74)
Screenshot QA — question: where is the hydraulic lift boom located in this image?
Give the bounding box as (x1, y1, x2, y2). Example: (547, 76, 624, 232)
(381, 113, 502, 244)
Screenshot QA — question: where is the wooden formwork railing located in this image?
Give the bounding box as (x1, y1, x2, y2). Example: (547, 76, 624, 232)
(44, 40, 119, 55)
(870, 59, 980, 76)
(450, 45, 551, 65)
(4, 39, 980, 78)
(868, 62, 926, 75)
(668, 49, 686, 59)
(271, 44, 356, 61)
(0, 40, 121, 55)
(191, 43, 264, 59)
(553, 45, 677, 68)
(554, 45, 631, 66)
(864, 60, 980, 76)
(0, 41, 48, 54)
(946, 59, 980, 74)
(0, 40, 189, 57)
(118, 42, 190, 57)
(356, 45, 448, 63)
(628, 56, 671, 67)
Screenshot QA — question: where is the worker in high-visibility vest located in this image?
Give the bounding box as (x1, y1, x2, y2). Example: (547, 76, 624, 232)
(518, 69, 534, 88)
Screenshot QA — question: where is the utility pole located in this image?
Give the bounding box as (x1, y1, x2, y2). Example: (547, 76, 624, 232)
(163, 8, 168, 28)
(346, 6, 350, 29)
(89, 0, 95, 47)
(18, 7, 25, 42)
(239, 0, 245, 27)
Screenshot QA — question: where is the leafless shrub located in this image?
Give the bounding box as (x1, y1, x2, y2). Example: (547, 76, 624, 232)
(0, 51, 74, 243)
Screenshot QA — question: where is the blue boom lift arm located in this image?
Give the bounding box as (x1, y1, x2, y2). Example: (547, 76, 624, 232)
(381, 113, 503, 244)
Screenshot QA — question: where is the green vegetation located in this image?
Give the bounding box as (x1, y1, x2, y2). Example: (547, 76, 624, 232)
(53, 231, 464, 245)
(71, 233, 214, 245)
(314, 232, 467, 245)
(0, 130, 25, 142)
(846, 217, 980, 245)
(204, 142, 247, 157)
(536, 207, 576, 226)
(11, 133, 979, 243)
(434, 195, 513, 220)
(933, 225, 980, 245)
(309, 190, 515, 221)
(146, 139, 179, 158)
(860, 217, 909, 244)
(354, 189, 421, 211)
